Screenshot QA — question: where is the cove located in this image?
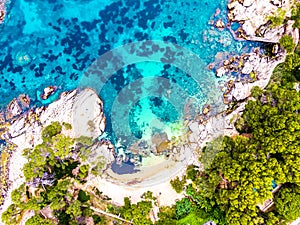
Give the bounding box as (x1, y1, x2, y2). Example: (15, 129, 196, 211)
(0, 0, 262, 173)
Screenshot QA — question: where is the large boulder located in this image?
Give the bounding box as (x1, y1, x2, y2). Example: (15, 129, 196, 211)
(4, 88, 106, 148)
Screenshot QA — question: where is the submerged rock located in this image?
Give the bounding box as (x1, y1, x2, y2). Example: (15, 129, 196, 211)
(15, 51, 33, 66)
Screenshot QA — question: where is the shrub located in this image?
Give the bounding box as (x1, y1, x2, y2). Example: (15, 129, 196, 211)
(170, 176, 186, 193)
(268, 8, 286, 27)
(41, 122, 62, 142)
(279, 35, 295, 53)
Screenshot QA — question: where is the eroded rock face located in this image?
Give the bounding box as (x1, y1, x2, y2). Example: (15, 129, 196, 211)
(222, 50, 286, 102)
(3, 88, 106, 149)
(228, 0, 297, 43)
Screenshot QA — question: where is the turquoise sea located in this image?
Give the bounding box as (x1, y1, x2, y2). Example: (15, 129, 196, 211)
(0, 0, 262, 172)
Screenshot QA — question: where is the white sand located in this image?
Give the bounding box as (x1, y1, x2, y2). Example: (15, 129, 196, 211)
(86, 145, 197, 206)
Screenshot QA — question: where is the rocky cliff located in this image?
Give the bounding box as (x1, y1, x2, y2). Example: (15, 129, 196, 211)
(228, 0, 297, 42)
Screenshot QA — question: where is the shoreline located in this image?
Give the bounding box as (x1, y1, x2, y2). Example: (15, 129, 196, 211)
(0, 1, 299, 219)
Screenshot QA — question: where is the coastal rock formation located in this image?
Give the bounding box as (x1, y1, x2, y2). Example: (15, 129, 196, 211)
(87, 141, 115, 173)
(222, 50, 286, 102)
(220, 0, 300, 104)
(228, 0, 298, 42)
(0, 88, 108, 215)
(3, 88, 106, 148)
(188, 102, 246, 170)
(40, 86, 57, 100)
(5, 99, 22, 120)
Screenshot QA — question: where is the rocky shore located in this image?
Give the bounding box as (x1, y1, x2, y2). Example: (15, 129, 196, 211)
(0, 88, 112, 213)
(227, 0, 297, 42)
(218, 0, 299, 104)
(0, 1, 299, 219)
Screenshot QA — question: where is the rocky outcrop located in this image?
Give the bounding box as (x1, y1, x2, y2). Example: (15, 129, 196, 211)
(188, 102, 246, 170)
(0, 88, 109, 216)
(227, 0, 298, 43)
(87, 141, 115, 173)
(2, 88, 106, 148)
(218, 49, 286, 102)
(219, 0, 300, 104)
(40, 86, 57, 100)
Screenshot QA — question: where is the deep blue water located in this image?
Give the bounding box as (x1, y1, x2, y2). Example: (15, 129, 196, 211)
(0, 0, 262, 165)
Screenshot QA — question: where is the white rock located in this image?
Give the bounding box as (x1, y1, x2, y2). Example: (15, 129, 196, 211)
(242, 20, 256, 37)
(216, 67, 227, 77)
(88, 142, 115, 167)
(188, 122, 199, 134)
(243, 0, 255, 7)
(241, 61, 254, 74)
(227, 1, 239, 10)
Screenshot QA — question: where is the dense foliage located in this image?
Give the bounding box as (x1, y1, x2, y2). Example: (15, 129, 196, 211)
(279, 35, 295, 53)
(274, 185, 300, 222)
(291, 3, 300, 28)
(1, 122, 107, 225)
(268, 8, 286, 27)
(164, 45, 300, 224)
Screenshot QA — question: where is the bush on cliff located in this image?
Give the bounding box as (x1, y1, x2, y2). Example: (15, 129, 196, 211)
(279, 35, 295, 53)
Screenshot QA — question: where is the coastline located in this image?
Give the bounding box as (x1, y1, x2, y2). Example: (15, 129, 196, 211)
(0, 88, 106, 214)
(0, 1, 299, 222)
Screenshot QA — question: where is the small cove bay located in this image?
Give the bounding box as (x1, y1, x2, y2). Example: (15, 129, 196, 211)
(0, 0, 263, 174)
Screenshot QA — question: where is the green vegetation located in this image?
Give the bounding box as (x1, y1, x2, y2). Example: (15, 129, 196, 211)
(25, 215, 55, 225)
(1, 122, 108, 225)
(103, 191, 160, 224)
(170, 176, 186, 193)
(195, 69, 298, 224)
(291, 3, 300, 28)
(274, 185, 300, 222)
(279, 35, 295, 53)
(166, 41, 300, 225)
(268, 8, 286, 27)
(120, 197, 153, 224)
(62, 122, 72, 130)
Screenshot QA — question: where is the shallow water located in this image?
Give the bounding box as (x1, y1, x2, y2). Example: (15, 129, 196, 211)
(0, 0, 262, 172)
